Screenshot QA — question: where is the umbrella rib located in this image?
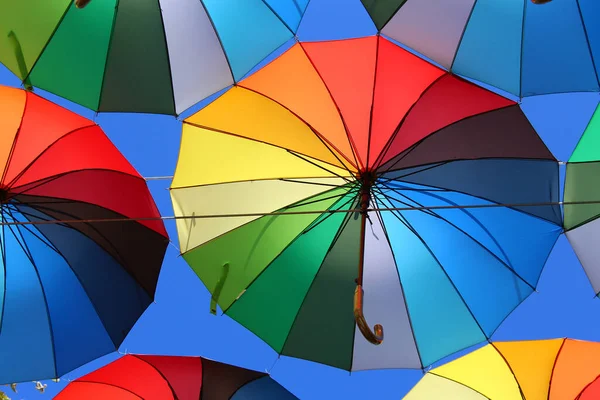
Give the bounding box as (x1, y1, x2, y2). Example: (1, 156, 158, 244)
(1, 91, 28, 184)
(183, 120, 355, 179)
(566, 213, 600, 232)
(376, 141, 433, 176)
(376, 104, 522, 175)
(292, 0, 305, 15)
(13, 202, 162, 320)
(376, 182, 536, 292)
(428, 372, 492, 400)
(257, 0, 299, 34)
(16, 4, 72, 87)
(379, 161, 449, 182)
(72, 381, 144, 400)
(4, 215, 59, 379)
(0, 214, 6, 333)
(286, 151, 353, 183)
(5, 124, 98, 189)
(277, 199, 357, 359)
(12, 207, 123, 349)
(370, 196, 424, 369)
(372, 73, 447, 170)
(131, 355, 181, 400)
(155, 0, 177, 115)
(448, 0, 479, 71)
(575, 374, 600, 400)
(181, 185, 353, 256)
(93, 0, 120, 113)
(196, 0, 235, 83)
(221, 191, 359, 315)
(378, 158, 562, 225)
(365, 4, 407, 32)
(238, 85, 359, 173)
(298, 187, 360, 237)
(297, 42, 362, 169)
(489, 342, 528, 400)
(373, 185, 438, 219)
(365, 34, 381, 169)
(518, 0, 528, 99)
(381, 204, 491, 351)
(546, 338, 567, 400)
(170, 176, 351, 191)
(278, 178, 344, 188)
(15, 201, 130, 267)
(575, 0, 600, 90)
(8, 207, 62, 255)
(228, 376, 276, 400)
(10, 168, 145, 200)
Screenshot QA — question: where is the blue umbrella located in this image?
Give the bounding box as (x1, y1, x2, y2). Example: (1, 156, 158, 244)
(362, 0, 599, 98)
(0, 85, 169, 384)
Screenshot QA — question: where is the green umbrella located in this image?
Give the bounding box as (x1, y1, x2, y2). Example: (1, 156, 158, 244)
(564, 102, 600, 295)
(0, 0, 308, 115)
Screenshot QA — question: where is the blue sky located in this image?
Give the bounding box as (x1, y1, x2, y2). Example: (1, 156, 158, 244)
(2, 1, 600, 398)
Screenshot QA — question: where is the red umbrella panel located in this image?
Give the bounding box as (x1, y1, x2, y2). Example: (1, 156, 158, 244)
(54, 354, 297, 400)
(0, 85, 168, 383)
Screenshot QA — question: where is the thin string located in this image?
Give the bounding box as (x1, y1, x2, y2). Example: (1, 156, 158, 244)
(0, 199, 587, 227)
(141, 161, 567, 181)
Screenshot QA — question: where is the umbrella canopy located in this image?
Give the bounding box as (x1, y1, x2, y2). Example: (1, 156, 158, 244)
(0, 0, 309, 115)
(361, 0, 599, 98)
(0, 85, 168, 383)
(404, 338, 600, 399)
(54, 354, 297, 399)
(170, 35, 563, 371)
(564, 101, 600, 295)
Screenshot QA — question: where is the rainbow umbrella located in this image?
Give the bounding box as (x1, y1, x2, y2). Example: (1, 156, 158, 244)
(405, 338, 600, 399)
(361, 0, 599, 98)
(564, 102, 600, 296)
(54, 354, 296, 399)
(0, 85, 168, 383)
(170, 36, 563, 370)
(0, 0, 309, 115)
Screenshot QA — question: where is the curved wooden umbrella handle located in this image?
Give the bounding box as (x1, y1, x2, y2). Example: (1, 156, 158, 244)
(354, 284, 383, 345)
(75, 0, 92, 9)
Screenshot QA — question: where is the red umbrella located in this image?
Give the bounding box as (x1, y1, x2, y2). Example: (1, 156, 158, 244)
(55, 354, 297, 399)
(0, 85, 168, 383)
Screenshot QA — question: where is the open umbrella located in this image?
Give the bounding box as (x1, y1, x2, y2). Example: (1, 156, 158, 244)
(564, 101, 600, 296)
(0, 0, 309, 115)
(54, 354, 297, 399)
(170, 35, 563, 370)
(361, 0, 599, 98)
(0, 84, 168, 383)
(404, 338, 600, 399)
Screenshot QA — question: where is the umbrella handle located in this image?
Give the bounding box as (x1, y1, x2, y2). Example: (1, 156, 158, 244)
(75, 0, 92, 8)
(7, 31, 32, 91)
(530, 0, 553, 3)
(354, 284, 383, 345)
(210, 263, 230, 315)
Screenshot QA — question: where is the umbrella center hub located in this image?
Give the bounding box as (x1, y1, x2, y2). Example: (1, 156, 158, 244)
(358, 170, 377, 189)
(0, 187, 11, 204)
(358, 170, 377, 213)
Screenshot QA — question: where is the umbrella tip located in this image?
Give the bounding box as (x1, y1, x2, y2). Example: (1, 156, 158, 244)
(0, 187, 11, 204)
(75, 0, 92, 8)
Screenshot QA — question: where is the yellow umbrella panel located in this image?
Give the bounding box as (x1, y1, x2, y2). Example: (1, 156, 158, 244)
(404, 338, 600, 400)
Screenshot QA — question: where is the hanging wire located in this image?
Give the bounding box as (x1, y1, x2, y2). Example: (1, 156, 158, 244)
(0, 199, 591, 227)
(2, 158, 574, 227)
(143, 176, 174, 181)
